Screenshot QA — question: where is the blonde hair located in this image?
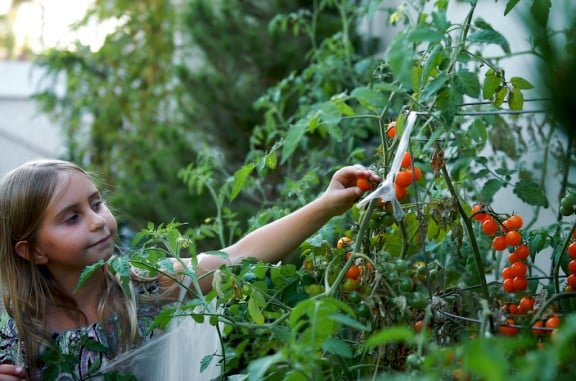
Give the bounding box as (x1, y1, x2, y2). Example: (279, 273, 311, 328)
(0, 159, 139, 374)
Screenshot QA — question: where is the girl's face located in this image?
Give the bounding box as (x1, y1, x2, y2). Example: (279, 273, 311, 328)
(31, 171, 117, 274)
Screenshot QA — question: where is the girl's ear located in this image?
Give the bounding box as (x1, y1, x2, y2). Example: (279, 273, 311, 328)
(15, 241, 48, 265)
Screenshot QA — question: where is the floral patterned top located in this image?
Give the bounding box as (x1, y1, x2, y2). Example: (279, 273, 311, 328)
(0, 281, 164, 380)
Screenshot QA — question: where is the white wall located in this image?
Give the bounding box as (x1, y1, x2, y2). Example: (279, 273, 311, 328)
(0, 60, 64, 178)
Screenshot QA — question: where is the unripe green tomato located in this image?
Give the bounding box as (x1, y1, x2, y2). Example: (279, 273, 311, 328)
(357, 302, 371, 319)
(395, 259, 408, 273)
(305, 284, 324, 296)
(347, 290, 362, 304)
(399, 277, 414, 292)
(406, 353, 424, 370)
(560, 203, 574, 217)
(409, 292, 429, 310)
(342, 278, 358, 292)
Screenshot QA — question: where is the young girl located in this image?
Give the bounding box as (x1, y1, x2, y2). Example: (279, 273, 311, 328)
(0, 159, 379, 380)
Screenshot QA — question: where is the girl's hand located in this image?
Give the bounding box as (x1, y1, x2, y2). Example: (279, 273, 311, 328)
(320, 165, 380, 216)
(0, 364, 26, 381)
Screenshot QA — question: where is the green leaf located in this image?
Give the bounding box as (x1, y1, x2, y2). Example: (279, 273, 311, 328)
(468, 29, 510, 54)
(319, 101, 342, 126)
(365, 326, 415, 348)
(329, 313, 369, 331)
(494, 86, 508, 107)
(483, 69, 501, 100)
(386, 32, 414, 89)
(510, 76, 534, 90)
(248, 290, 265, 325)
(508, 87, 524, 110)
(513, 180, 549, 207)
(322, 337, 353, 358)
(76, 260, 106, 292)
(480, 179, 505, 202)
(456, 69, 481, 98)
(247, 352, 283, 381)
(530, 0, 551, 26)
(265, 151, 277, 170)
(421, 72, 448, 101)
(350, 86, 386, 108)
(231, 163, 255, 201)
(281, 118, 308, 164)
(408, 26, 444, 43)
(504, 0, 521, 15)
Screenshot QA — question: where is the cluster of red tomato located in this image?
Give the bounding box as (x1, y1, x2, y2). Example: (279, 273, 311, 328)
(471, 204, 528, 293)
(565, 231, 576, 290)
(336, 236, 374, 292)
(393, 152, 422, 201)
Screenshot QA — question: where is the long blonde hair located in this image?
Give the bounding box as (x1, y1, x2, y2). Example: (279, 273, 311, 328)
(0, 159, 139, 374)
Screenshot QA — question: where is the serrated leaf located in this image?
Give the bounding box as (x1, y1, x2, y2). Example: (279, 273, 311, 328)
(231, 163, 254, 201)
(335, 101, 355, 116)
(508, 87, 524, 110)
(350, 86, 386, 107)
(76, 260, 105, 292)
(386, 32, 414, 89)
(248, 292, 265, 325)
(480, 179, 505, 202)
(483, 69, 501, 100)
(408, 26, 444, 43)
(321, 337, 353, 358)
(469, 29, 510, 54)
(421, 72, 448, 101)
(513, 180, 549, 207)
(281, 118, 308, 163)
(365, 326, 415, 348)
(494, 86, 508, 107)
(510, 76, 534, 90)
(330, 313, 369, 331)
(319, 101, 342, 125)
(457, 69, 481, 97)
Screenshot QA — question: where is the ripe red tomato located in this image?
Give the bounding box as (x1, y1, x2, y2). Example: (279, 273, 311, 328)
(492, 236, 507, 251)
(505, 230, 522, 247)
(568, 242, 576, 259)
(481, 219, 498, 235)
(532, 320, 547, 336)
(394, 171, 413, 188)
(513, 276, 528, 291)
(501, 266, 513, 279)
(356, 176, 372, 192)
(499, 319, 519, 336)
(401, 152, 412, 168)
(514, 245, 530, 260)
(510, 261, 527, 277)
(346, 264, 361, 280)
(567, 274, 576, 289)
(502, 278, 515, 293)
(545, 315, 560, 329)
(471, 203, 488, 221)
(569, 259, 576, 274)
(503, 215, 523, 230)
(395, 184, 407, 200)
(518, 297, 535, 313)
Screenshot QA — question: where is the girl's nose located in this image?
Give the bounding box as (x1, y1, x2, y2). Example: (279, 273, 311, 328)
(89, 211, 106, 230)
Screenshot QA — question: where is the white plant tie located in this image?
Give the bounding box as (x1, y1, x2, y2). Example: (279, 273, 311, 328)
(357, 111, 418, 220)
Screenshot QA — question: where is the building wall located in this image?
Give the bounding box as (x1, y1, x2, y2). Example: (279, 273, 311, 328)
(0, 60, 64, 177)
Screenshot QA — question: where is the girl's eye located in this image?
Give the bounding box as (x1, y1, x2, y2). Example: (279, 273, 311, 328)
(92, 199, 103, 211)
(65, 214, 80, 224)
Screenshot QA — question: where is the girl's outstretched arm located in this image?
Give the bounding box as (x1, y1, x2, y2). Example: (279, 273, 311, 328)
(196, 165, 379, 292)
